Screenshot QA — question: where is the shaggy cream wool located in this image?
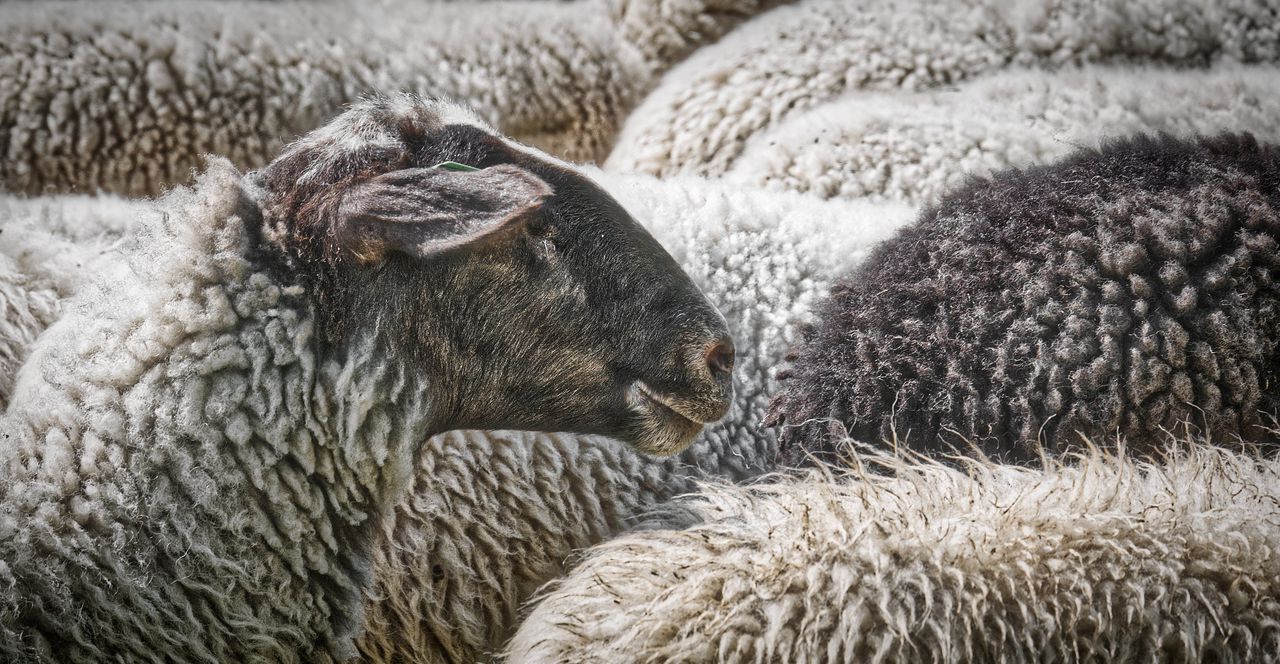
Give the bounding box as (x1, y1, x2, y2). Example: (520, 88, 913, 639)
(605, 0, 786, 73)
(2, 159, 439, 661)
(0, 0, 773, 197)
(606, 0, 1280, 178)
(0, 195, 141, 409)
(728, 64, 1280, 206)
(0, 195, 136, 244)
(507, 445, 1280, 663)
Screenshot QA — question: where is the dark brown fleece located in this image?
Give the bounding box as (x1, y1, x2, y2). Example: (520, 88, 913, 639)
(769, 133, 1280, 466)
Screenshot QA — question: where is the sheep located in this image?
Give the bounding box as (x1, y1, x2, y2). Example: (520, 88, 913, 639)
(0, 92, 739, 663)
(728, 64, 1280, 206)
(0, 172, 915, 662)
(766, 133, 1280, 466)
(605, 0, 1280, 179)
(0, 195, 141, 409)
(354, 176, 916, 663)
(505, 443, 1280, 663)
(0, 0, 776, 197)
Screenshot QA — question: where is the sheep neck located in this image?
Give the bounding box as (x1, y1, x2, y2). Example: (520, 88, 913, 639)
(0, 166, 438, 662)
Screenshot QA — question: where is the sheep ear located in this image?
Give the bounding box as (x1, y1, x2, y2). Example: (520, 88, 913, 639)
(334, 164, 553, 263)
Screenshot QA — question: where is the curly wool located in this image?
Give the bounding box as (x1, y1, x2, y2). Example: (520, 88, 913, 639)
(0, 194, 140, 410)
(768, 133, 1280, 465)
(728, 64, 1280, 206)
(605, 0, 1280, 178)
(505, 444, 1280, 663)
(605, 0, 786, 74)
(0, 160, 434, 662)
(355, 175, 916, 663)
(0, 0, 773, 197)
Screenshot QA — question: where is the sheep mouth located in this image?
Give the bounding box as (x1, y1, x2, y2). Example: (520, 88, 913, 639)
(630, 381, 712, 425)
(622, 381, 709, 456)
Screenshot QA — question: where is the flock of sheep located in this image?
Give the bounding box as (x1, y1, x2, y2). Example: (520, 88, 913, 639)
(2, 0, 1280, 662)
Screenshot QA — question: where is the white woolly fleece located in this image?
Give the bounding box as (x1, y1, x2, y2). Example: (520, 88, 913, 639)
(356, 174, 915, 663)
(728, 64, 1280, 206)
(606, 0, 1280, 178)
(0, 0, 774, 197)
(604, 0, 787, 72)
(0, 0, 634, 195)
(0, 195, 142, 410)
(507, 445, 1280, 663)
(1, 160, 437, 661)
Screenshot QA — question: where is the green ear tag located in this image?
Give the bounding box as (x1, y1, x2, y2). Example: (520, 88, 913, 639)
(432, 161, 481, 172)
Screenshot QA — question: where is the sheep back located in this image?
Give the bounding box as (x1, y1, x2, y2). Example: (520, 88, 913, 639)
(505, 447, 1280, 663)
(606, 0, 1280, 180)
(727, 64, 1280, 207)
(770, 133, 1280, 464)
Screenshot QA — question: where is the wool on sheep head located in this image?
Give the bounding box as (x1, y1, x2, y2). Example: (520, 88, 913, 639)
(255, 93, 735, 456)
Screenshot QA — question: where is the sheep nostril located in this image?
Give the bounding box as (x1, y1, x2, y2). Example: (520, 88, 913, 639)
(705, 337, 735, 380)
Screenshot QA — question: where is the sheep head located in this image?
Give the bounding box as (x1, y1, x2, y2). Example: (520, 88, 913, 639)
(255, 93, 733, 455)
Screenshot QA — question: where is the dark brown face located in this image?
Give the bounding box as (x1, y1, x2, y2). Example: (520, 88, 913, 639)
(257, 97, 733, 455)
